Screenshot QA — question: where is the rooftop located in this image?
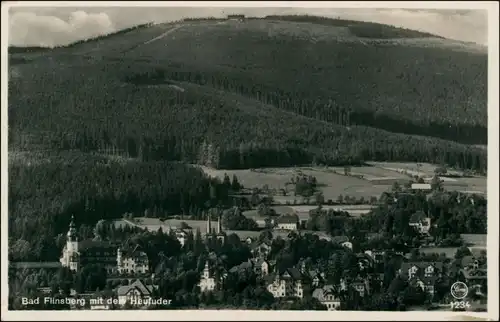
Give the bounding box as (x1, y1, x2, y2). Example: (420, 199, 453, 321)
(409, 211, 428, 224)
(276, 215, 299, 224)
(116, 279, 155, 297)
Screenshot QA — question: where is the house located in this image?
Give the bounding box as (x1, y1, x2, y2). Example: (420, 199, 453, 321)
(265, 267, 307, 299)
(116, 279, 157, 308)
(275, 215, 299, 230)
(60, 216, 118, 273)
(460, 256, 481, 270)
(308, 270, 326, 288)
(364, 250, 385, 263)
(411, 183, 432, 191)
(368, 273, 385, 289)
(409, 211, 432, 235)
(342, 241, 353, 250)
(174, 229, 189, 247)
(312, 285, 341, 311)
(245, 237, 255, 245)
(350, 277, 370, 297)
(399, 262, 443, 295)
(252, 258, 271, 276)
(251, 241, 272, 259)
(296, 259, 325, 287)
(117, 245, 149, 275)
(356, 253, 374, 272)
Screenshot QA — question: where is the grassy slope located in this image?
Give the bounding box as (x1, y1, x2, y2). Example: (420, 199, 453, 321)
(8, 18, 487, 170)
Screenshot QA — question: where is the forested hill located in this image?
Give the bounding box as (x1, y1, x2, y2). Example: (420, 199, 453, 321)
(8, 15, 487, 171)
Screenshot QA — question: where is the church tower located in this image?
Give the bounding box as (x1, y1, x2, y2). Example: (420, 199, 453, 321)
(203, 260, 210, 279)
(206, 213, 212, 235)
(66, 215, 79, 253)
(60, 215, 80, 271)
(217, 214, 222, 234)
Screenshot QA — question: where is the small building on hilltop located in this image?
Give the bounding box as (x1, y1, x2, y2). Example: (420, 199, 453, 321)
(227, 14, 245, 21)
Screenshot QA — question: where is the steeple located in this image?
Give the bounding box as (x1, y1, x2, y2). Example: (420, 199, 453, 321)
(203, 260, 210, 278)
(217, 214, 222, 234)
(67, 215, 78, 241)
(207, 213, 212, 234)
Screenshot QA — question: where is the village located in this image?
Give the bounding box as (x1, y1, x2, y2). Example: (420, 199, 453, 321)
(11, 169, 486, 312)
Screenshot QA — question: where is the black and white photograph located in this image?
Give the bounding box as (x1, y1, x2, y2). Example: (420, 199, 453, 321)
(2, 1, 498, 320)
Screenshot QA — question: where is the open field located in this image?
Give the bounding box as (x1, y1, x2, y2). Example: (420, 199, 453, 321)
(367, 162, 487, 193)
(201, 166, 392, 200)
(200, 163, 487, 199)
(329, 166, 409, 181)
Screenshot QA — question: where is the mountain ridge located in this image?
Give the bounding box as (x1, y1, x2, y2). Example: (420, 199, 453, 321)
(7, 15, 488, 172)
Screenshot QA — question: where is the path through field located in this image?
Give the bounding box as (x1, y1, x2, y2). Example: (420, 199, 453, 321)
(120, 25, 184, 54)
(143, 25, 183, 45)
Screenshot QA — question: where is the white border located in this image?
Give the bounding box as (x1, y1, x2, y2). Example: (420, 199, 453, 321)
(1, 1, 498, 321)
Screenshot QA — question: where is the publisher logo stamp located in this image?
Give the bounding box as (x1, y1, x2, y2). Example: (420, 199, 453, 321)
(450, 281, 469, 300)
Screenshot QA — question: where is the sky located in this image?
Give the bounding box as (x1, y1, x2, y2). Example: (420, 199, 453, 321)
(7, 5, 489, 47)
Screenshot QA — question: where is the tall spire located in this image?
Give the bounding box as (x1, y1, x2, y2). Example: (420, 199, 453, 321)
(217, 213, 222, 234)
(207, 212, 212, 234)
(67, 215, 77, 240)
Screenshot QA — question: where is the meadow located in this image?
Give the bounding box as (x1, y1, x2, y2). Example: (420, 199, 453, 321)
(201, 162, 488, 200)
(201, 166, 393, 200)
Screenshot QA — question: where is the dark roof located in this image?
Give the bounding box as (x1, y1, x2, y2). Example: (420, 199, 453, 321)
(120, 244, 148, 259)
(331, 235, 349, 244)
(263, 273, 277, 285)
(312, 285, 339, 301)
(276, 215, 299, 224)
(79, 239, 118, 252)
(286, 267, 303, 280)
(230, 260, 254, 273)
(409, 211, 427, 224)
